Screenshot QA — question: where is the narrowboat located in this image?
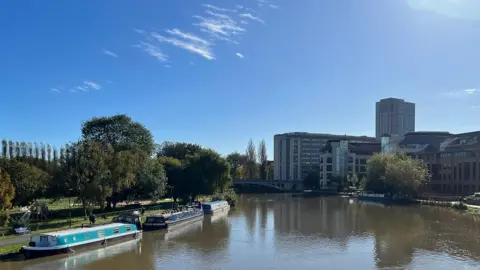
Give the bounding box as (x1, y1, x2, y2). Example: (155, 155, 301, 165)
(143, 208, 204, 231)
(201, 200, 230, 214)
(22, 222, 141, 259)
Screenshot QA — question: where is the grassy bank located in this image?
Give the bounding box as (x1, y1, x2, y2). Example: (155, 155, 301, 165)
(0, 242, 26, 256)
(1, 198, 174, 239)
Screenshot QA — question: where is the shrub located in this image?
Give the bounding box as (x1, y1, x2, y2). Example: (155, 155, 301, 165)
(0, 211, 9, 227)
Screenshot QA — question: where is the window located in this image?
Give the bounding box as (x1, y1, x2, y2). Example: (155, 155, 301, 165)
(85, 234, 89, 239)
(113, 228, 120, 234)
(98, 231, 105, 237)
(126, 226, 131, 232)
(73, 236, 76, 241)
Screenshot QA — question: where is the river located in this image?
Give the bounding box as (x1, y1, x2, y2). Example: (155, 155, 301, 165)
(3, 194, 480, 270)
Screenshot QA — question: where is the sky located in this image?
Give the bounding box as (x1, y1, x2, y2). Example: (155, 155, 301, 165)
(1, 0, 480, 158)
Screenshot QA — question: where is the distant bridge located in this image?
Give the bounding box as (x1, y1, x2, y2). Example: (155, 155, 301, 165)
(232, 179, 303, 191)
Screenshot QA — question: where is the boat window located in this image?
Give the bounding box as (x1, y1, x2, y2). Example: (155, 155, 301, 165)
(85, 234, 89, 239)
(40, 236, 48, 242)
(113, 228, 120, 234)
(98, 231, 105, 237)
(64, 238, 68, 243)
(126, 226, 131, 231)
(145, 217, 155, 223)
(154, 217, 165, 223)
(73, 236, 76, 241)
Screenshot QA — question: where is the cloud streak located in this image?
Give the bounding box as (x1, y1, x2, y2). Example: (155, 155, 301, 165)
(406, 0, 480, 21)
(442, 88, 477, 98)
(236, 52, 244, 58)
(49, 88, 61, 93)
(152, 30, 215, 60)
(239, 13, 265, 24)
(103, 49, 118, 58)
(134, 41, 168, 61)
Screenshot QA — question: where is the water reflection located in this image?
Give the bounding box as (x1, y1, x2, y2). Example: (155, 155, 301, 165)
(3, 195, 480, 269)
(20, 238, 141, 270)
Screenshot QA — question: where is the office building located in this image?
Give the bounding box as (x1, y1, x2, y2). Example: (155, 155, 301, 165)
(375, 98, 415, 139)
(382, 131, 480, 195)
(319, 140, 381, 187)
(273, 132, 376, 181)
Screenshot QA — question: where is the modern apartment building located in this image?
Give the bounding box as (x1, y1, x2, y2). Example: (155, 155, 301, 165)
(273, 132, 376, 181)
(375, 98, 415, 139)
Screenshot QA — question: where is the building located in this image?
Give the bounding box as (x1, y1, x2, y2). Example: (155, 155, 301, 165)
(381, 131, 480, 195)
(375, 98, 415, 139)
(319, 140, 381, 187)
(273, 132, 376, 181)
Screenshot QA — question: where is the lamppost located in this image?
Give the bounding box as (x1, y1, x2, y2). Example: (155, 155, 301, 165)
(167, 185, 174, 209)
(67, 188, 73, 227)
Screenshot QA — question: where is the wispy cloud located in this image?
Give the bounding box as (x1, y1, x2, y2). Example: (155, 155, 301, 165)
(152, 30, 214, 60)
(165, 64, 171, 68)
(442, 88, 477, 98)
(49, 88, 61, 93)
(103, 49, 118, 58)
(134, 41, 168, 61)
(202, 4, 236, 13)
(465, 88, 476, 95)
(194, 8, 246, 43)
(236, 52, 244, 58)
(239, 13, 265, 24)
(132, 2, 279, 63)
(406, 0, 480, 21)
(84, 81, 102, 90)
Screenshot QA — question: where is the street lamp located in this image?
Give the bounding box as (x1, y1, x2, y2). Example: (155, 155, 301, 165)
(167, 185, 174, 209)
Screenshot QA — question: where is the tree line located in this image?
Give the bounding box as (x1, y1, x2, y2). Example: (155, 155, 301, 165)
(226, 139, 274, 180)
(0, 114, 239, 221)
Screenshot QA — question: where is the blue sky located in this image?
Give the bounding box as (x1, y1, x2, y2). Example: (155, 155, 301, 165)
(1, 0, 480, 158)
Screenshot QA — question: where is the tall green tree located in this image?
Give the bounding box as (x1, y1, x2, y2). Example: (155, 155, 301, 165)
(70, 140, 114, 214)
(0, 168, 15, 210)
(245, 139, 258, 179)
(1, 140, 6, 158)
(157, 142, 202, 160)
(365, 153, 430, 196)
(81, 114, 155, 155)
(135, 158, 167, 201)
(81, 114, 155, 208)
(258, 140, 268, 180)
(226, 152, 247, 179)
(0, 158, 49, 206)
(158, 156, 184, 201)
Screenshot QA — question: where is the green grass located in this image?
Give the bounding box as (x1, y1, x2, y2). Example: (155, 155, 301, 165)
(0, 242, 26, 256)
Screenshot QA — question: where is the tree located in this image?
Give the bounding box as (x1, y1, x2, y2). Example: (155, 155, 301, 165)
(158, 156, 184, 202)
(157, 142, 202, 160)
(81, 115, 155, 208)
(0, 168, 15, 210)
(70, 140, 114, 214)
(1, 140, 6, 158)
(266, 162, 274, 180)
(81, 114, 155, 155)
(258, 140, 268, 180)
(365, 153, 430, 196)
(226, 152, 247, 179)
(136, 159, 167, 201)
(245, 139, 258, 179)
(303, 170, 319, 189)
(0, 158, 49, 206)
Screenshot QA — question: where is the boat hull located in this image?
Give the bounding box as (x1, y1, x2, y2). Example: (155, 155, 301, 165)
(203, 205, 230, 215)
(144, 213, 204, 231)
(23, 231, 141, 260)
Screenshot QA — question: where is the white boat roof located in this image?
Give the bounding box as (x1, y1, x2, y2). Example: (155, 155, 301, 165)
(40, 223, 128, 237)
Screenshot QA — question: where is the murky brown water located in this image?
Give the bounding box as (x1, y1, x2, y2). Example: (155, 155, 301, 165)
(3, 194, 480, 270)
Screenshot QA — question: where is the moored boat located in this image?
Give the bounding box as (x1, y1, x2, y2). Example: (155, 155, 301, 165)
(201, 200, 230, 214)
(22, 220, 141, 259)
(143, 208, 204, 231)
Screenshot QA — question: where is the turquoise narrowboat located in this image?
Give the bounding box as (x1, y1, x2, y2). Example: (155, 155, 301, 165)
(22, 222, 141, 259)
(143, 208, 204, 231)
(201, 200, 230, 214)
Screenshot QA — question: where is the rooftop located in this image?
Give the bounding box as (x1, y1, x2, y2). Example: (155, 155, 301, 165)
(274, 132, 376, 140)
(41, 223, 128, 236)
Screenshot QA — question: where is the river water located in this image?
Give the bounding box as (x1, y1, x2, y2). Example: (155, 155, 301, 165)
(3, 194, 480, 270)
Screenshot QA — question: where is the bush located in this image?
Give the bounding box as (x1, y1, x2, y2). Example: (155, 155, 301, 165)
(212, 189, 237, 206)
(0, 211, 9, 227)
(453, 202, 468, 210)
